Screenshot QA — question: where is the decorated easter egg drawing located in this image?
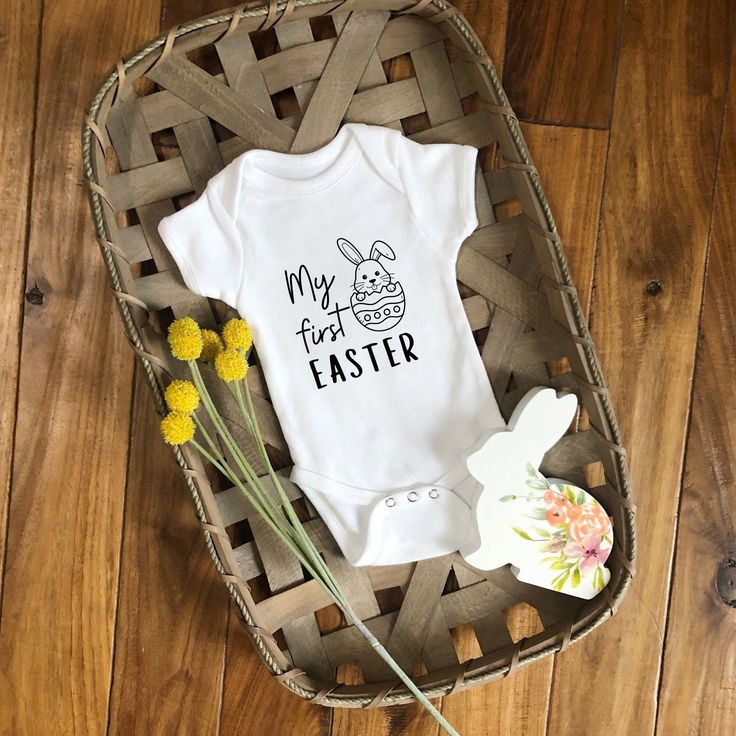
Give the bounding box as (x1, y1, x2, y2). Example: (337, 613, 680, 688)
(337, 237, 406, 332)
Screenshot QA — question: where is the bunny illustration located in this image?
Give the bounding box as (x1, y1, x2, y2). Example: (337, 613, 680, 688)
(337, 237, 406, 331)
(460, 387, 613, 599)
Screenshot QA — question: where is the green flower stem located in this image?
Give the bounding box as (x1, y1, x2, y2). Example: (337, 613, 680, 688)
(235, 384, 456, 733)
(189, 361, 282, 518)
(228, 380, 256, 437)
(186, 363, 458, 735)
(192, 412, 226, 465)
(188, 361, 295, 539)
(189, 436, 319, 572)
(237, 378, 345, 599)
(188, 433, 230, 479)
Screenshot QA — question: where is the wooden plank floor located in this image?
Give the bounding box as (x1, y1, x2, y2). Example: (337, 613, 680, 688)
(1, 1, 734, 734)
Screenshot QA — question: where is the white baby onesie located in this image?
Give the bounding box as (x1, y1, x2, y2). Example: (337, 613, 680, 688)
(158, 122, 507, 566)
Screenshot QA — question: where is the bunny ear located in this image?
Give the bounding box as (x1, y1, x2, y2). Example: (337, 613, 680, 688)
(370, 240, 395, 261)
(337, 237, 363, 265)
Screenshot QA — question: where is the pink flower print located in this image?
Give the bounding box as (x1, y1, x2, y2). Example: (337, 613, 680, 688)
(568, 505, 612, 543)
(543, 534, 567, 553)
(546, 506, 568, 527)
(565, 535, 611, 575)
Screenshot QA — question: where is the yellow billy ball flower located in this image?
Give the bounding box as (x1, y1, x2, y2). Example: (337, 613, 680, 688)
(167, 317, 203, 361)
(222, 318, 253, 352)
(200, 329, 224, 362)
(160, 411, 195, 445)
(164, 379, 200, 414)
(214, 348, 248, 382)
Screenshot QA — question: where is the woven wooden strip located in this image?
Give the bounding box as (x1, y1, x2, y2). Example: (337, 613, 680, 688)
(441, 580, 517, 629)
(215, 471, 303, 525)
(282, 613, 334, 682)
(375, 13, 444, 58)
(480, 566, 582, 628)
(321, 612, 397, 677)
(334, 10, 400, 130)
(409, 108, 497, 147)
(259, 38, 336, 95)
(464, 216, 524, 261)
(481, 235, 541, 399)
(105, 95, 157, 170)
(106, 158, 188, 211)
(473, 165, 496, 229)
(411, 38, 463, 125)
(175, 117, 224, 196)
(244, 475, 334, 680)
(230, 517, 336, 582)
(344, 78, 425, 124)
(323, 550, 381, 620)
(290, 10, 390, 152)
(104, 83, 216, 328)
(512, 329, 578, 365)
(138, 89, 206, 132)
(216, 27, 275, 112)
(484, 168, 516, 205)
(107, 130, 274, 209)
(251, 515, 304, 592)
(134, 270, 197, 311)
(364, 562, 415, 590)
(457, 245, 551, 330)
(147, 54, 295, 151)
(463, 294, 492, 330)
(231, 541, 261, 579)
(257, 578, 332, 633)
(421, 607, 460, 671)
(274, 18, 319, 108)
(386, 556, 453, 672)
(117, 225, 151, 264)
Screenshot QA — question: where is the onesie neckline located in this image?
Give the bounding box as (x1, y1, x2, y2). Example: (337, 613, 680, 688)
(238, 123, 363, 195)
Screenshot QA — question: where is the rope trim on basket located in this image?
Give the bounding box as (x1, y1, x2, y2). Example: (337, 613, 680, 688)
(81, 0, 636, 709)
(367, 684, 398, 708)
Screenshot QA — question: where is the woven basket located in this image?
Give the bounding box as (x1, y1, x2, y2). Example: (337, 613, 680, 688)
(82, 0, 636, 708)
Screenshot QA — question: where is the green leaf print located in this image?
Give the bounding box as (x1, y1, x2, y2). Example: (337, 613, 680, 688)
(512, 527, 532, 541)
(551, 569, 571, 592)
(563, 485, 578, 504)
(593, 565, 605, 593)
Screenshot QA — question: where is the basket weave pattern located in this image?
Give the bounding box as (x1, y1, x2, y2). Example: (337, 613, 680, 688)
(83, 0, 635, 708)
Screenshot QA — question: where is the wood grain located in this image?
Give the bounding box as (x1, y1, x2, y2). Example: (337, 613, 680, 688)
(656, 33, 736, 736)
(504, 0, 623, 128)
(0, 0, 41, 609)
(547, 1, 733, 735)
(520, 123, 608, 315)
(219, 606, 331, 736)
(0, 0, 160, 733)
(442, 122, 609, 736)
(2, 0, 735, 733)
(106, 370, 229, 736)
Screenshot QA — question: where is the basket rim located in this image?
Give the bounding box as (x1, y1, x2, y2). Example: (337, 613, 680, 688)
(81, 0, 636, 708)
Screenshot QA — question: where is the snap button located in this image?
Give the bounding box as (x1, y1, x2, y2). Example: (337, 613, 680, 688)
(407, 491, 419, 502)
(429, 488, 439, 499)
(385, 496, 396, 508)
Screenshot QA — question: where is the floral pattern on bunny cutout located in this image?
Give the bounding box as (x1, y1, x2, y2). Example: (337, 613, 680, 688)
(500, 464, 612, 594)
(337, 237, 406, 331)
(460, 386, 614, 600)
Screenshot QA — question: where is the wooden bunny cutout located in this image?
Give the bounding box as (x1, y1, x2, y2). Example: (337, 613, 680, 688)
(460, 387, 613, 599)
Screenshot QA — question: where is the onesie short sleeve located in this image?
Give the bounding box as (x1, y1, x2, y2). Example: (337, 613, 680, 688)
(157, 172, 244, 309)
(394, 133, 479, 256)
